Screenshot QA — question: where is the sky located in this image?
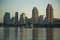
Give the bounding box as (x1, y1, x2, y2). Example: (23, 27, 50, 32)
(0, 0, 60, 23)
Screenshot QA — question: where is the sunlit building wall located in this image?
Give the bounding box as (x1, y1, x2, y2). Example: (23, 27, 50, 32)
(32, 7, 39, 40)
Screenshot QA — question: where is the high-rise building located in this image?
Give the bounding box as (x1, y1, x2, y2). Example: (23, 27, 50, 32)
(3, 12, 10, 40)
(10, 17, 15, 24)
(32, 7, 39, 40)
(4, 12, 10, 24)
(39, 15, 44, 24)
(15, 12, 18, 25)
(15, 12, 18, 40)
(46, 4, 53, 24)
(20, 13, 26, 40)
(25, 17, 31, 28)
(20, 13, 26, 24)
(32, 7, 39, 24)
(46, 4, 54, 40)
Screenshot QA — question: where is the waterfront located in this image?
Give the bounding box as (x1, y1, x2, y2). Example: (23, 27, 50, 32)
(0, 26, 60, 40)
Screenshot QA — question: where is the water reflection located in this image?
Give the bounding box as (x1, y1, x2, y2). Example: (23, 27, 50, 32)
(4, 27, 10, 40)
(0, 26, 60, 40)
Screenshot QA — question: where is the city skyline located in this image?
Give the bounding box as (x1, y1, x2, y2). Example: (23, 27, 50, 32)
(1, 5, 60, 23)
(0, 0, 60, 23)
(3, 4, 60, 26)
(2, 4, 60, 40)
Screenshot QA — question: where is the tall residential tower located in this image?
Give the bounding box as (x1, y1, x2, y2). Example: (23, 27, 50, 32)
(32, 7, 39, 40)
(46, 4, 53, 24)
(46, 4, 54, 40)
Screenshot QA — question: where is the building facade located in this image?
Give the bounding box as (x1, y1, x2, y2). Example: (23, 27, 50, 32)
(20, 13, 26, 24)
(15, 12, 18, 25)
(46, 4, 53, 24)
(20, 13, 26, 40)
(4, 12, 10, 24)
(3, 12, 10, 40)
(10, 17, 15, 24)
(32, 7, 39, 24)
(46, 4, 54, 40)
(32, 7, 39, 40)
(39, 15, 44, 24)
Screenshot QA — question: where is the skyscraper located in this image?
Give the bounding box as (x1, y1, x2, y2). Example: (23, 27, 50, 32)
(15, 12, 18, 40)
(15, 12, 18, 25)
(46, 4, 54, 40)
(3, 12, 10, 40)
(32, 7, 39, 24)
(20, 13, 26, 40)
(32, 7, 39, 40)
(46, 4, 53, 24)
(20, 13, 26, 24)
(4, 12, 10, 24)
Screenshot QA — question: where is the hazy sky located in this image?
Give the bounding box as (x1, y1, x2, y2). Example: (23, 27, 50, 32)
(0, 0, 60, 22)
